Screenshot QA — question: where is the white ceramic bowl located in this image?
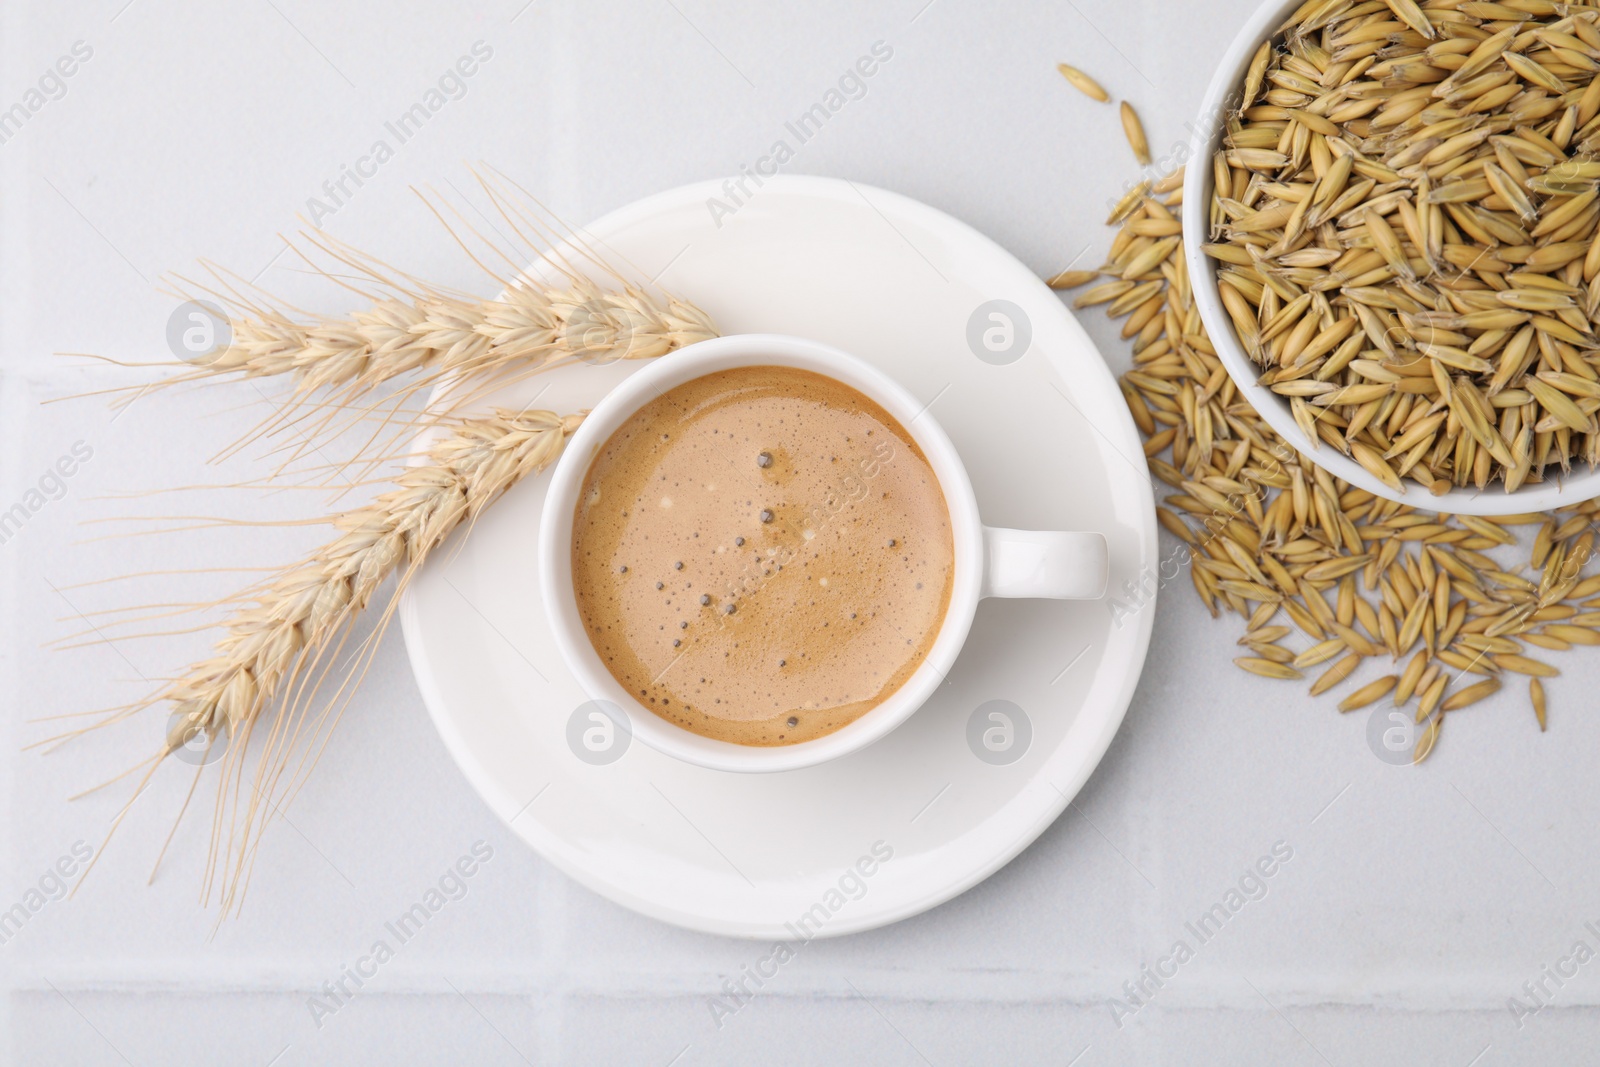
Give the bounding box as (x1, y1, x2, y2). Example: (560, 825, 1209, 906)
(538, 333, 1109, 774)
(1183, 0, 1600, 516)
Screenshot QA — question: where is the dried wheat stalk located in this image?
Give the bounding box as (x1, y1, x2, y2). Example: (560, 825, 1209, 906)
(185, 171, 719, 403)
(62, 409, 585, 913)
(52, 171, 722, 914)
(149, 227, 715, 475)
(197, 274, 715, 397)
(78, 171, 719, 474)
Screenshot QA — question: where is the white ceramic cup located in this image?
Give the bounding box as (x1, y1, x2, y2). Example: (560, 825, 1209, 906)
(539, 334, 1109, 773)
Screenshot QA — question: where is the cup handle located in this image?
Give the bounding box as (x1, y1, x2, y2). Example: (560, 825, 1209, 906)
(980, 527, 1108, 600)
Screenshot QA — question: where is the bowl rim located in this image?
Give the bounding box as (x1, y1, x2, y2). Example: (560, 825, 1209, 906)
(1180, 0, 1600, 517)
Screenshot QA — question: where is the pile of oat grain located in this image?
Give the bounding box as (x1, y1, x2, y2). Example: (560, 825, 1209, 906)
(1052, 6, 1600, 756)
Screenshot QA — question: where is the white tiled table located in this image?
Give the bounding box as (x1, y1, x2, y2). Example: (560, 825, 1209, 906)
(4, 1, 1599, 1063)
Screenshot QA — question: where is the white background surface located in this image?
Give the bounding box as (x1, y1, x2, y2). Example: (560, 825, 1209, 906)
(3, 1, 1599, 1064)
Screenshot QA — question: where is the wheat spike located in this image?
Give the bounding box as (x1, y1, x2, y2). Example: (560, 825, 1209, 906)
(69, 409, 585, 916)
(199, 278, 715, 393)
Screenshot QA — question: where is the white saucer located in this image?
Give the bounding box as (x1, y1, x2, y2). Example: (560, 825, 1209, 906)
(399, 176, 1157, 939)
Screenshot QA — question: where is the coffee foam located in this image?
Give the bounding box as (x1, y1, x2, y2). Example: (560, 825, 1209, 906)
(571, 365, 954, 746)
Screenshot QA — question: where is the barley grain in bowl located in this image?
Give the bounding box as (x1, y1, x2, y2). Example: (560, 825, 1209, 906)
(1183, 0, 1600, 514)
